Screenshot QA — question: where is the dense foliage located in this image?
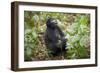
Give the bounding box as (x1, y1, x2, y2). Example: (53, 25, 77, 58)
(24, 11, 90, 61)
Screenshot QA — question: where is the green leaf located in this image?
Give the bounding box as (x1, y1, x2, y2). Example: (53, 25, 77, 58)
(31, 14, 39, 24)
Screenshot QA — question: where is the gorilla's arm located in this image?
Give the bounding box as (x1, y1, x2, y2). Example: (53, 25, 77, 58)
(56, 26, 67, 42)
(56, 26, 67, 47)
(56, 26, 65, 37)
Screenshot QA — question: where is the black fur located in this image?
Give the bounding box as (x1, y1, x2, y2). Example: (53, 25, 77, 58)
(44, 18, 67, 57)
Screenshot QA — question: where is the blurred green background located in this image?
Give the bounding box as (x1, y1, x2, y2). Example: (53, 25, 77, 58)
(24, 11, 90, 61)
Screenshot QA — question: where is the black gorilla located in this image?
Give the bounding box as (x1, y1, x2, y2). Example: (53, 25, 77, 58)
(44, 18, 67, 57)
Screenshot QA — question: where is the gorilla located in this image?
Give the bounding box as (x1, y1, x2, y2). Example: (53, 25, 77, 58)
(44, 18, 67, 58)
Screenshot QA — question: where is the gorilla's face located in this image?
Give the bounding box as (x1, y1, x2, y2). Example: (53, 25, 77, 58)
(46, 18, 58, 29)
(50, 19, 58, 28)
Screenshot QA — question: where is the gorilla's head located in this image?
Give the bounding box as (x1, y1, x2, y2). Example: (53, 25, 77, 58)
(46, 18, 58, 29)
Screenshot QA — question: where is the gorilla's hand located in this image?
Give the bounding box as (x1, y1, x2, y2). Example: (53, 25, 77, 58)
(56, 40, 62, 48)
(62, 37, 67, 43)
